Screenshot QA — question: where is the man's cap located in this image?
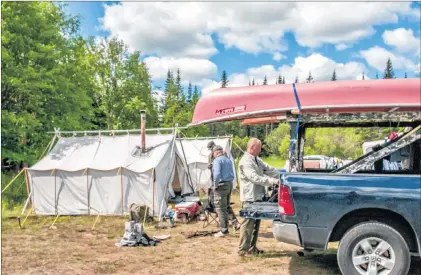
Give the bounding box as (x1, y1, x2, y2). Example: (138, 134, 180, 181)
(212, 145, 223, 152)
(207, 141, 216, 149)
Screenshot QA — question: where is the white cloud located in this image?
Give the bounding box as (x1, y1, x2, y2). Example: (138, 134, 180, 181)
(101, 2, 217, 58)
(335, 44, 351, 51)
(100, 2, 419, 56)
(143, 56, 218, 83)
(201, 80, 221, 94)
(382, 28, 420, 55)
(152, 89, 165, 105)
(273, 52, 287, 61)
(359, 46, 417, 72)
(291, 3, 418, 48)
(201, 53, 367, 92)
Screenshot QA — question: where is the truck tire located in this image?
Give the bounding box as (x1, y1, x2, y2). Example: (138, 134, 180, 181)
(337, 221, 410, 275)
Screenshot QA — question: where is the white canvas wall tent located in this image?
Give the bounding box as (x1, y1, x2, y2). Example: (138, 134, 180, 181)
(26, 132, 194, 217)
(175, 136, 236, 192)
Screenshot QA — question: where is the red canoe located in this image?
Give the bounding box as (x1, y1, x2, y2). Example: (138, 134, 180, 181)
(190, 79, 421, 126)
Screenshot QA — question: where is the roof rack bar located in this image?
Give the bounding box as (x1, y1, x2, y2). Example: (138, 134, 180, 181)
(47, 127, 188, 134)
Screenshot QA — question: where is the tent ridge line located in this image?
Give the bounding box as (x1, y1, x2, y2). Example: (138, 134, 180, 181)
(47, 127, 189, 135)
(27, 167, 153, 173)
(176, 135, 233, 140)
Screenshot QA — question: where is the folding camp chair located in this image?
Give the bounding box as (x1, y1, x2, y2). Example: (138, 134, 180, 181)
(203, 205, 219, 228)
(202, 189, 219, 228)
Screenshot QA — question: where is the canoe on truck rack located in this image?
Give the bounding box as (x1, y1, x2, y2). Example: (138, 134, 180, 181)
(190, 78, 421, 126)
(241, 116, 283, 126)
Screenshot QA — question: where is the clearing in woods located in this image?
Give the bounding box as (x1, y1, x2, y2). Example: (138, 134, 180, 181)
(2, 195, 420, 275)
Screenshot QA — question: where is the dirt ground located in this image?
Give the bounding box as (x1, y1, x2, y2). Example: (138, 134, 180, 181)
(2, 208, 421, 275)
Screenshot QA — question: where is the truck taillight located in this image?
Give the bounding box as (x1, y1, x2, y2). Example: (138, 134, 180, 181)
(278, 185, 294, 216)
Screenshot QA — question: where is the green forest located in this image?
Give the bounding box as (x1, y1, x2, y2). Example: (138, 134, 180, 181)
(0, 2, 409, 208)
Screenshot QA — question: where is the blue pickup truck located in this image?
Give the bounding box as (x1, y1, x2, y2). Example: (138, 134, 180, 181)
(240, 130, 421, 275)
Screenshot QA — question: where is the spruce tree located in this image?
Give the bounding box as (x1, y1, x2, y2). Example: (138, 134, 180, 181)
(252, 78, 255, 86)
(362, 72, 365, 80)
(383, 58, 394, 79)
(331, 69, 337, 81)
(282, 76, 285, 84)
(306, 71, 314, 83)
(175, 68, 184, 103)
(191, 85, 200, 106)
(263, 75, 268, 85)
(404, 72, 407, 78)
(187, 81, 193, 104)
(278, 75, 282, 84)
(221, 70, 229, 88)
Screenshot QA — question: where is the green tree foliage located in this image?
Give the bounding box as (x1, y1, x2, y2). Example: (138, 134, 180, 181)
(221, 70, 228, 88)
(278, 75, 282, 84)
(232, 136, 248, 159)
(264, 123, 290, 158)
(263, 75, 268, 85)
(252, 79, 255, 86)
(1, 2, 94, 165)
(282, 76, 285, 84)
(362, 72, 365, 80)
(331, 69, 337, 81)
(264, 123, 390, 161)
(383, 58, 394, 79)
(186, 81, 193, 104)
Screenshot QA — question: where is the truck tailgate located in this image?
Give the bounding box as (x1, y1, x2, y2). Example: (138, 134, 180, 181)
(238, 202, 281, 220)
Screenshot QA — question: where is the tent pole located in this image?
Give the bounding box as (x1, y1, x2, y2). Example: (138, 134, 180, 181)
(47, 132, 57, 154)
(178, 138, 194, 192)
(24, 168, 31, 207)
(158, 124, 178, 222)
(54, 170, 57, 216)
(87, 169, 90, 215)
(120, 168, 124, 215)
(152, 169, 155, 216)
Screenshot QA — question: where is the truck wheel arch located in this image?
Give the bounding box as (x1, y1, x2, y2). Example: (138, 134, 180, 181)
(328, 207, 420, 254)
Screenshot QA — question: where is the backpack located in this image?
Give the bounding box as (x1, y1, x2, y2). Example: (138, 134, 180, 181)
(116, 221, 157, 247)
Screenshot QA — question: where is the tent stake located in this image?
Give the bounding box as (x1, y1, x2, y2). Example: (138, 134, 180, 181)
(19, 207, 32, 228)
(91, 213, 100, 230)
(49, 214, 60, 229)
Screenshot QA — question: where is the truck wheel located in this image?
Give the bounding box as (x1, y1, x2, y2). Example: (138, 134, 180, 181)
(337, 222, 410, 275)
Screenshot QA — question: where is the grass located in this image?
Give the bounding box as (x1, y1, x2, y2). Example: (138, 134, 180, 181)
(2, 179, 420, 275)
(2, 194, 421, 275)
(261, 156, 286, 168)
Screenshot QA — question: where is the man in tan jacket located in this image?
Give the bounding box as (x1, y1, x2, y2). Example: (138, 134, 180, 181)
(237, 138, 280, 256)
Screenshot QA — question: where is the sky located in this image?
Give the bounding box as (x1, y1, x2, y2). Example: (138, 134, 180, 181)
(64, 1, 421, 97)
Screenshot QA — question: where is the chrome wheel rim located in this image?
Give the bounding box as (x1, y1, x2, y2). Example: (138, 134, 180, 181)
(352, 237, 396, 275)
